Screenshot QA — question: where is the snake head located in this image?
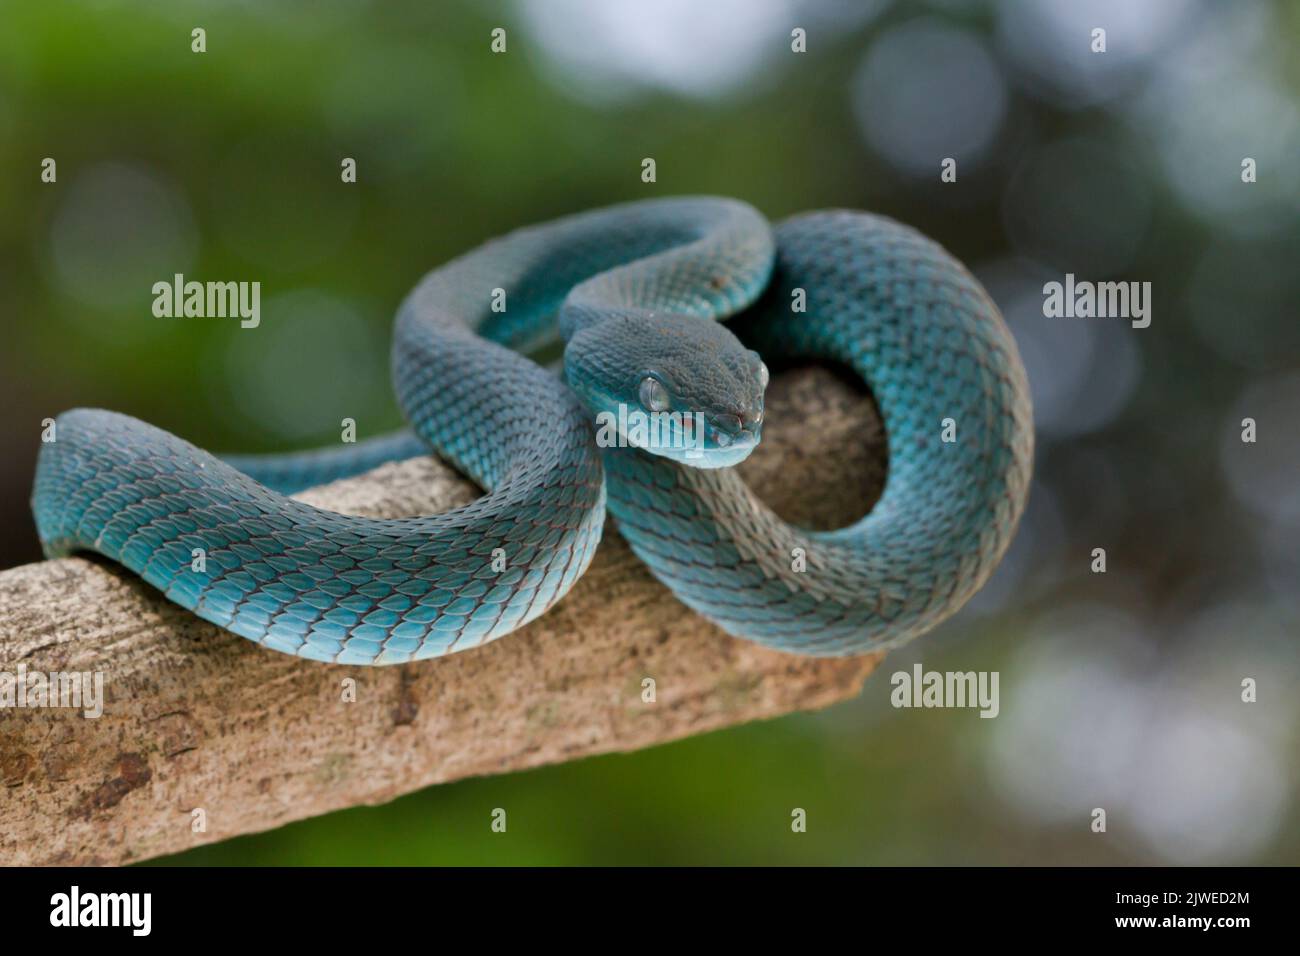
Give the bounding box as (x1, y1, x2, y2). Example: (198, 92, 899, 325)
(564, 310, 767, 469)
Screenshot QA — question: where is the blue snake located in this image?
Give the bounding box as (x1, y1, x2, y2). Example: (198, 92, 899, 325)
(31, 198, 1032, 664)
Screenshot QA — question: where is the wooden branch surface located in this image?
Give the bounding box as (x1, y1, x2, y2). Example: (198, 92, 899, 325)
(0, 367, 885, 865)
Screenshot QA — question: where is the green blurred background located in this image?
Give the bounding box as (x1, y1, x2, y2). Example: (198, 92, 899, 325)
(1, 0, 1297, 864)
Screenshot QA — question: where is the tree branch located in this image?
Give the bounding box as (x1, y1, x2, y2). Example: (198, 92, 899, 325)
(0, 367, 885, 865)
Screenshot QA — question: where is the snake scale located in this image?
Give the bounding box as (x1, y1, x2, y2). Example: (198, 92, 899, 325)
(31, 197, 1032, 664)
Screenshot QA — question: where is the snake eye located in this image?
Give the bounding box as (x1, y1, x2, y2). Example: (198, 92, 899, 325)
(759, 362, 770, 389)
(639, 376, 670, 413)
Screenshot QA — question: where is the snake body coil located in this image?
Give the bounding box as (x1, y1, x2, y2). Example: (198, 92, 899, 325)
(31, 198, 1032, 664)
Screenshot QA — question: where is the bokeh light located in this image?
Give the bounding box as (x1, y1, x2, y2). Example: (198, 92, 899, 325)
(45, 162, 198, 320)
(1129, 0, 1300, 234)
(989, 602, 1289, 863)
(852, 19, 1007, 177)
(518, 0, 886, 103)
(995, 0, 1199, 108)
(1221, 373, 1300, 524)
(978, 258, 1142, 439)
